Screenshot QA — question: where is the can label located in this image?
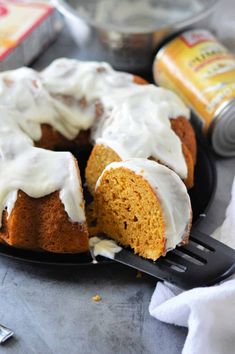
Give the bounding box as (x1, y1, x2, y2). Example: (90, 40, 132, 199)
(154, 29, 235, 132)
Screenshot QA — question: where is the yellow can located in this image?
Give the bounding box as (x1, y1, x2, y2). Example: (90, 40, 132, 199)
(153, 29, 235, 157)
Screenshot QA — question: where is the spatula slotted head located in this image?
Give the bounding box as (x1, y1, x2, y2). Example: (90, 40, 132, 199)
(112, 229, 235, 290)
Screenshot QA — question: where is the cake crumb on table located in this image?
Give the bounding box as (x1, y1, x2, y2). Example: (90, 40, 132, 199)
(136, 271, 142, 278)
(92, 294, 102, 302)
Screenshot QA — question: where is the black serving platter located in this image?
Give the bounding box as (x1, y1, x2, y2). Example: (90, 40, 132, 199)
(0, 141, 216, 265)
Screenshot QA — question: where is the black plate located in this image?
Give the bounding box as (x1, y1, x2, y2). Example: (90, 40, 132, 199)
(0, 142, 216, 265)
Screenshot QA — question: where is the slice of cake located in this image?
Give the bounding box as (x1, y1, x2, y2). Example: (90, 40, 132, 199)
(93, 158, 192, 261)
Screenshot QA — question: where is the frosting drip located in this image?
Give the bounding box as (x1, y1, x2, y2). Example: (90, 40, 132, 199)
(93, 85, 189, 178)
(0, 108, 85, 225)
(41, 59, 134, 139)
(0, 68, 59, 141)
(96, 159, 191, 250)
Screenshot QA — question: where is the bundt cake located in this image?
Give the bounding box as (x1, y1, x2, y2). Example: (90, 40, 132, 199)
(93, 158, 192, 261)
(0, 58, 195, 256)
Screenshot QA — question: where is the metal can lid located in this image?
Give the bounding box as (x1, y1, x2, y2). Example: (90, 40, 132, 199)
(211, 98, 235, 157)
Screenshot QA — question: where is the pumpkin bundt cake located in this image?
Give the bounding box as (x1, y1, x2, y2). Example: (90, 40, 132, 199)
(0, 58, 195, 255)
(93, 159, 192, 261)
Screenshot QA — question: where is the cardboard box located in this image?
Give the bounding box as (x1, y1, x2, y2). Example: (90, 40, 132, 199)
(0, 0, 62, 71)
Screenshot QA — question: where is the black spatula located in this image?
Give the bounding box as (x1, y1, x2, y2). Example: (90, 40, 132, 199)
(107, 229, 235, 290)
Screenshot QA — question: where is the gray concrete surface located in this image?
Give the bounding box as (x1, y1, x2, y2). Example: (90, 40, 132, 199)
(1, 2, 235, 353)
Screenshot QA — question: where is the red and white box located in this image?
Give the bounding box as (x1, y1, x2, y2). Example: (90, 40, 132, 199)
(0, 0, 62, 71)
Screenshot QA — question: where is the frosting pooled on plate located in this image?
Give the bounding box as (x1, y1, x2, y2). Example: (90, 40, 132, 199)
(89, 236, 122, 260)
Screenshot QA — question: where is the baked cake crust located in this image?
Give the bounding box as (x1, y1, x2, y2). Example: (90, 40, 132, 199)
(0, 191, 89, 253)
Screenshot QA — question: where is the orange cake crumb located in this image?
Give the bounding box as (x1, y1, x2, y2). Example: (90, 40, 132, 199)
(92, 294, 102, 302)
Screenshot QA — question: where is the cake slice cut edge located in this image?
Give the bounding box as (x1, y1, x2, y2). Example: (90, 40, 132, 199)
(92, 158, 192, 261)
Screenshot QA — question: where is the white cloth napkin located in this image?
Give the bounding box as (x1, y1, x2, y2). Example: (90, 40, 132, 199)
(149, 178, 235, 354)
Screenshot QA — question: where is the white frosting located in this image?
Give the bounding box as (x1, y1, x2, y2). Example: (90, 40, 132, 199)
(41, 58, 190, 179)
(93, 85, 189, 178)
(41, 58, 134, 139)
(0, 66, 104, 141)
(0, 68, 60, 141)
(96, 159, 191, 250)
(0, 107, 85, 226)
(41, 58, 134, 99)
(89, 236, 122, 259)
